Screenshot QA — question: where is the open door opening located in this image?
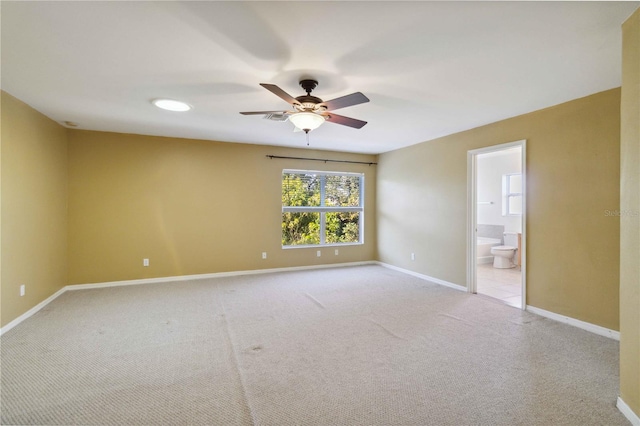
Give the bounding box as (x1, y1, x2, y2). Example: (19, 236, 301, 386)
(467, 141, 526, 309)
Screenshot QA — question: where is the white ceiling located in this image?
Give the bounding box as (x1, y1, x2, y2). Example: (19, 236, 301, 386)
(2, 1, 638, 154)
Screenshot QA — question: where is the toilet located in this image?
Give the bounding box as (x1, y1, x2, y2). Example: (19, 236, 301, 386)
(491, 232, 519, 269)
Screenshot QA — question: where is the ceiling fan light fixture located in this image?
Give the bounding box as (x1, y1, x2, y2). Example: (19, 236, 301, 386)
(152, 98, 191, 112)
(289, 112, 325, 132)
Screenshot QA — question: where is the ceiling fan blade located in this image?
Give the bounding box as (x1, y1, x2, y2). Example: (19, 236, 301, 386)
(260, 83, 301, 106)
(323, 113, 367, 129)
(320, 92, 369, 111)
(240, 110, 289, 115)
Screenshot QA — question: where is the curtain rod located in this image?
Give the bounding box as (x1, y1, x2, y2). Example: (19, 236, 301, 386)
(266, 155, 377, 166)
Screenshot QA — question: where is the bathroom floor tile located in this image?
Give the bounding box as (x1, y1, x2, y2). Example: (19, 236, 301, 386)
(478, 286, 515, 299)
(477, 280, 503, 289)
(496, 284, 521, 295)
(476, 263, 522, 307)
(503, 295, 523, 308)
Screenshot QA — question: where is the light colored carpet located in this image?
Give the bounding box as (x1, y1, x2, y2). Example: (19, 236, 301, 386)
(0, 265, 627, 425)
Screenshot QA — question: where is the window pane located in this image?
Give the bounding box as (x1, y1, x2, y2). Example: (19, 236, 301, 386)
(281, 170, 364, 247)
(282, 173, 320, 207)
(324, 175, 360, 207)
(282, 212, 320, 246)
(509, 174, 522, 193)
(325, 212, 360, 244)
(508, 195, 523, 215)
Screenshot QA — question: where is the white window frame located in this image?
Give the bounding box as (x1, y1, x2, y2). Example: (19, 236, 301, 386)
(282, 169, 364, 248)
(502, 173, 523, 216)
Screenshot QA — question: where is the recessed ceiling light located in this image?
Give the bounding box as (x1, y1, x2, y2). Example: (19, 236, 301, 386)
(152, 99, 191, 112)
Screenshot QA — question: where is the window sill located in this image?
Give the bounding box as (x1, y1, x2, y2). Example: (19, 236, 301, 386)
(282, 242, 364, 250)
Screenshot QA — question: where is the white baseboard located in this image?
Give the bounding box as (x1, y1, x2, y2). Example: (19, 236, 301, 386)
(0, 261, 376, 335)
(0, 287, 67, 336)
(66, 261, 376, 291)
(525, 305, 620, 341)
(376, 262, 467, 292)
(617, 397, 640, 426)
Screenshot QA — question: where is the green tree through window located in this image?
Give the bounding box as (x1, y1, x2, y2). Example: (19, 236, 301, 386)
(282, 171, 364, 246)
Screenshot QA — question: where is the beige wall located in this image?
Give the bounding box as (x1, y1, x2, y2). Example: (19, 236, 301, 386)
(377, 89, 621, 330)
(620, 7, 640, 419)
(67, 130, 377, 285)
(1, 92, 68, 327)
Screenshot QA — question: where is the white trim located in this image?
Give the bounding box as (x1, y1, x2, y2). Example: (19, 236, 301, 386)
(0, 287, 67, 336)
(283, 206, 364, 213)
(467, 140, 527, 310)
(0, 261, 376, 335)
(617, 397, 640, 426)
(520, 142, 527, 310)
(282, 242, 363, 250)
(526, 305, 620, 340)
(67, 261, 376, 290)
(376, 262, 467, 292)
(467, 150, 477, 293)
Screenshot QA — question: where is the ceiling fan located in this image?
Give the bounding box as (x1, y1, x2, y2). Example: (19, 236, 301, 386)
(240, 79, 369, 133)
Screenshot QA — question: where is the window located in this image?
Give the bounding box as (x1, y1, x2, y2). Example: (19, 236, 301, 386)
(282, 170, 364, 247)
(502, 173, 522, 216)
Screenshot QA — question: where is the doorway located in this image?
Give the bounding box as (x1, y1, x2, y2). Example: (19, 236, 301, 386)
(467, 141, 526, 309)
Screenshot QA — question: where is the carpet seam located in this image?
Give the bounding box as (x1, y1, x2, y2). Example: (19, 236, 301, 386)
(220, 300, 257, 426)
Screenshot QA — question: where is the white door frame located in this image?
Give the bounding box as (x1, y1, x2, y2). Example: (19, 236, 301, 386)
(467, 140, 527, 309)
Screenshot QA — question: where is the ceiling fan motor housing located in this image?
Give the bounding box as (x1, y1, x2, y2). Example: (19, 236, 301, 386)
(295, 99, 325, 113)
(299, 79, 318, 94)
(296, 80, 323, 110)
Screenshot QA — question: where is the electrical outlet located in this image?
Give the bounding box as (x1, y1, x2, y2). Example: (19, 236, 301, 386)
(262, 252, 267, 259)
(335, 249, 339, 256)
(317, 250, 321, 257)
(143, 258, 149, 267)
(411, 253, 415, 261)
(20, 284, 25, 297)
